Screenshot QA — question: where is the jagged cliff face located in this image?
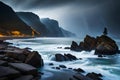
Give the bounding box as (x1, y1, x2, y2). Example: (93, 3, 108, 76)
(41, 18, 64, 37)
(0, 1, 76, 37)
(17, 12, 76, 37)
(16, 12, 48, 37)
(0, 1, 33, 37)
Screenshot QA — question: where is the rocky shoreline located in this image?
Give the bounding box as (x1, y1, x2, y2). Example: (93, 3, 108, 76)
(0, 38, 107, 80)
(0, 40, 43, 80)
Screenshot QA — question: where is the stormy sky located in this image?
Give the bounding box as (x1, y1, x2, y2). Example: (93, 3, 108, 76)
(0, 0, 120, 38)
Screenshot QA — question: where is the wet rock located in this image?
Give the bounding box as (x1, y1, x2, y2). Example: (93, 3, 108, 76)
(55, 53, 77, 61)
(49, 63, 54, 66)
(0, 66, 21, 79)
(86, 72, 103, 80)
(25, 51, 44, 68)
(5, 52, 26, 62)
(59, 65, 67, 68)
(64, 47, 70, 49)
(8, 63, 38, 76)
(57, 47, 62, 49)
(64, 54, 77, 60)
(73, 74, 92, 80)
(56, 67, 60, 70)
(95, 35, 118, 55)
(0, 60, 7, 66)
(14, 75, 33, 80)
(70, 41, 81, 51)
(55, 54, 66, 61)
(74, 68, 85, 73)
(68, 68, 72, 69)
(98, 55, 103, 58)
(70, 35, 118, 55)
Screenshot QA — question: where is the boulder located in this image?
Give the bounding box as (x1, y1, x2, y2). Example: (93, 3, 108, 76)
(81, 35, 97, 51)
(0, 60, 7, 66)
(70, 41, 81, 51)
(8, 63, 38, 76)
(5, 52, 26, 62)
(25, 51, 44, 68)
(59, 65, 67, 68)
(95, 35, 118, 55)
(55, 54, 66, 61)
(0, 66, 21, 79)
(14, 75, 33, 80)
(73, 74, 92, 80)
(55, 54, 77, 62)
(64, 54, 77, 60)
(86, 72, 103, 80)
(73, 68, 85, 73)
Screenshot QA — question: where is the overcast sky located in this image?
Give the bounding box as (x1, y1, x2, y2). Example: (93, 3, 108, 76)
(0, 0, 120, 38)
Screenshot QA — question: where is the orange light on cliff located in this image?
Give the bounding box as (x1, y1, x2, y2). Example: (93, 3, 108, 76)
(31, 27, 40, 37)
(0, 34, 4, 37)
(11, 31, 25, 37)
(11, 31, 20, 35)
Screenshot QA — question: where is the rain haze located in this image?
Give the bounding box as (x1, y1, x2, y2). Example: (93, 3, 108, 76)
(0, 0, 120, 38)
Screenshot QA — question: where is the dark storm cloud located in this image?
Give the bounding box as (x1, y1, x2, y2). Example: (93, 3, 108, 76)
(0, 0, 120, 38)
(0, 0, 111, 9)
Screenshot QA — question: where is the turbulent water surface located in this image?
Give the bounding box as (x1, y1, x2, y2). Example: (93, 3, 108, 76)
(7, 37, 120, 80)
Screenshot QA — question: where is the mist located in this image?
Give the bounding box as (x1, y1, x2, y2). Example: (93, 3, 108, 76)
(0, 0, 120, 38)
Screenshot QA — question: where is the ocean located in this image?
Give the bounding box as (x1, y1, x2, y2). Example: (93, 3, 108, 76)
(6, 37, 120, 80)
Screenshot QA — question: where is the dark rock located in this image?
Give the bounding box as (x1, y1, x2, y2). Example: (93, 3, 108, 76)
(70, 35, 118, 55)
(73, 74, 92, 80)
(55, 54, 66, 61)
(68, 68, 72, 69)
(51, 67, 55, 69)
(56, 67, 60, 70)
(95, 35, 118, 55)
(57, 47, 62, 49)
(81, 35, 97, 51)
(70, 41, 81, 51)
(8, 63, 38, 76)
(5, 52, 26, 62)
(55, 53, 77, 62)
(86, 72, 103, 80)
(59, 65, 67, 68)
(98, 55, 103, 58)
(64, 47, 70, 49)
(14, 75, 33, 80)
(49, 63, 54, 66)
(0, 60, 7, 66)
(0, 66, 21, 79)
(74, 68, 85, 73)
(64, 54, 77, 60)
(25, 51, 44, 68)
(79, 58, 82, 60)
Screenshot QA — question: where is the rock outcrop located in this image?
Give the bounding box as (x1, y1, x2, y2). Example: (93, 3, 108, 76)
(55, 53, 77, 61)
(95, 35, 118, 55)
(70, 35, 118, 55)
(0, 40, 43, 80)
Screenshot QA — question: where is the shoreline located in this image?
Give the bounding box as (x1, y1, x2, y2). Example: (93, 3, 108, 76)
(0, 36, 35, 40)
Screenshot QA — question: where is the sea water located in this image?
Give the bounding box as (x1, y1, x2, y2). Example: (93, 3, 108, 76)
(6, 37, 120, 80)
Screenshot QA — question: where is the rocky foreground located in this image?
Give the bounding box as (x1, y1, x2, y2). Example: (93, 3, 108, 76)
(70, 35, 119, 55)
(0, 40, 43, 80)
(0, 39, 104, 80)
